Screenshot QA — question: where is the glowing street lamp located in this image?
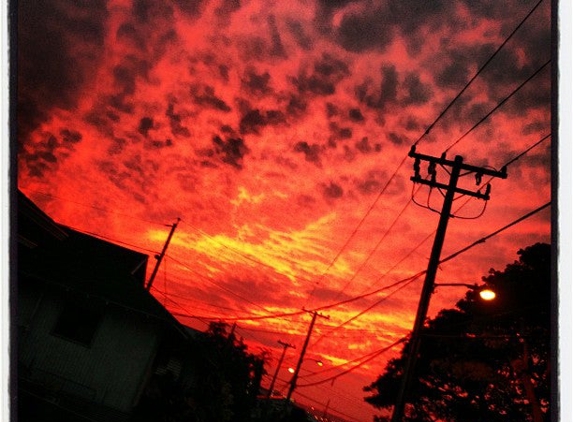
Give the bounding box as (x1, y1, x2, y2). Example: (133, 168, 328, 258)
(433, 283, 496, 301)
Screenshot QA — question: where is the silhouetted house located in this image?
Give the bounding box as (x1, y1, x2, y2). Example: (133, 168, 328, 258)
(16, 191, 192, 422)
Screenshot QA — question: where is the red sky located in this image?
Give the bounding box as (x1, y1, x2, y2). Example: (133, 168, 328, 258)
(16, 0, 552, 420)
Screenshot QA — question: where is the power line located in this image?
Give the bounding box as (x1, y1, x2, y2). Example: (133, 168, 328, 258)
(183, 222, 317, 287)
(443, 59, 551, 153)
(63, 225, 159, 254)
(304, 1, 546, 307)
(303, 154, 410, 307)
(164, 253, 278, 315)
(329, 184, 424, 304)
(308, 200, 550, 346)
(21, 189, 169, 226)
(297, 338, 406, 388)
(314, 133, 550, 316)
(413, 0, 546, 146)
(504, 133, 551, 167)
(169, 198, 549, 327)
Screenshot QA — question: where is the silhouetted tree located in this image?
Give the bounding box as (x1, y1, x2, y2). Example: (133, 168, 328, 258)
(202, 321, 267, 422)
(133, 321, 267, 422)
(364, 243, 552, 422)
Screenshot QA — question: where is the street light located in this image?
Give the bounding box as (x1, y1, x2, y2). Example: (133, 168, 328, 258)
(433, 283, 496, 301)
(392, 281, 497, 421)
(287, 358, 324, 374)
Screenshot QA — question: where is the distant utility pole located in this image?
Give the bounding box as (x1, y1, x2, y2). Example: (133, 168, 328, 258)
(286, 310, 329, 402)
(145, 218, 181, 291)
(267, 340, 295, 399)
(391, 147, 507, 422)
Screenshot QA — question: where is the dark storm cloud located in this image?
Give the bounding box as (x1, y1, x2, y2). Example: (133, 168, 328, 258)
(355, 65, 398, 110)
(322, 181, 344, 200)
(328, 123, 353, 141)
(522, 121, 547, 136)
(435, 61, 471, 91)
(317, 0, 357, 10)
(401, 73, 432, 106)
(315, 52, 350, 78)
(355, 137, 381, 154)
(336, 11, 395, 53)
(286, 95, 308, 118)
(17, 0, 107, 141)
(60, 129, 83, 145)
(348, 108, 365, 122)
(166, 103, 191, 138)
(286, 19, 313, 51)
(108, 137, 128, 156)
(212, 136, 250, 169)
(388, 132, 407, 146)
(133, 0, 174, 23)
(190, 84, 232, 112)
(22, 133, 60, 177)
(267, 15, 287, 58)
(462, 0, 527, 20)
(294, 141, 323, 166)
(116, 23, 146, 51)
(333, 1, 483, 56)
(173, 0, 207, 18)
(97, 155, 156, 203)
(355, 169, 403, 197)
(239, 109, 286, 135)
(83, 100, 122, 137)
(291, 53, 350, 96)
(326, 103, 339, 118)
(241, 68, 273, 96)
(24, 127, 83, 172)
(138, 117, 154, 136)
(380, 66, 399, 103)
(505, 69, 551, 116)
(215, 0, 241, 25)
(106, 57, 152, 114)
(219, 65, 230, 82)
(236, 14, 292, 63)
(115, 58, 152, 91)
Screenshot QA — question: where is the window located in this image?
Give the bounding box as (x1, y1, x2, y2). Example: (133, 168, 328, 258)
(52, 301, 102, 347)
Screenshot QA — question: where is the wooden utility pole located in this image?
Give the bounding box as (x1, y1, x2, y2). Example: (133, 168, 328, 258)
(391, 147, 506, 421)
(146, 218, 180, 291)
(286, 310, 329, 402)
(267, 340, 295, 399)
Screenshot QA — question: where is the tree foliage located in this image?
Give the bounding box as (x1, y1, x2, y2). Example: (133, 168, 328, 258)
(364, 243, 552, 422)
(133, 321, 267, 422)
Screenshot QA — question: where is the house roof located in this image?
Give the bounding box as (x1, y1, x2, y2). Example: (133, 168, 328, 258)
(17, 191, 186, 332)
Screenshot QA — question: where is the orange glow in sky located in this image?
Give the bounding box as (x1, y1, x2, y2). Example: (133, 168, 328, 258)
(17, 0, 552, 420)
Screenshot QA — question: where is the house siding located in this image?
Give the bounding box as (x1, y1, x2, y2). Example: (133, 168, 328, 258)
(18, 286, 162, 413)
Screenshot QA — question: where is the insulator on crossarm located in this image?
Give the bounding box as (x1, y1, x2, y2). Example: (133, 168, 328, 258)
(428, 161, 436, 176)
(414, 158, 421, 178)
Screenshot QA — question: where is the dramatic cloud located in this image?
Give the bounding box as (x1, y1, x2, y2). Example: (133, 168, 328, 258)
(16, 0, 552, 419)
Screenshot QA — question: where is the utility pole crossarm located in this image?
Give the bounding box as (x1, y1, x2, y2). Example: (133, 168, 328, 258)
(409, 146, 508, 179)
(410, 177, 491, 200)
(408, 146, 507, 202)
